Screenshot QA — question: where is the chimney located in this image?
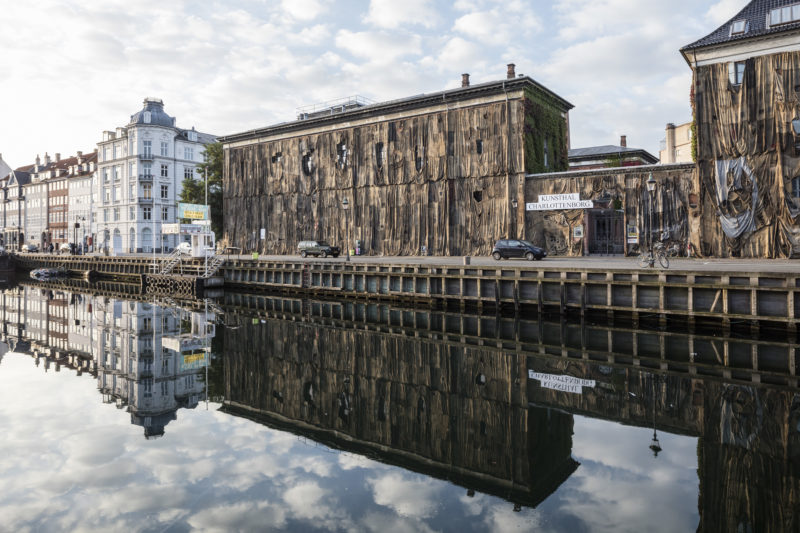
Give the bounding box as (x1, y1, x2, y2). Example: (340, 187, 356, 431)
(665, 123, 676, 164)
(77, 151, 83, 164)
(620, 135, 627, 148)
(507, 63, 516, 79)
(55, 153, 61, 162)
(35, 154, 40, 172)
(44, 152, 51, 165)
(461, 73, 470, 87)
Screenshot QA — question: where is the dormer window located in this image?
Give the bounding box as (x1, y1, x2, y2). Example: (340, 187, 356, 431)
(143, 111, 151, 124)
(730, 20, 746, 35)
(769, 4, 800, 27)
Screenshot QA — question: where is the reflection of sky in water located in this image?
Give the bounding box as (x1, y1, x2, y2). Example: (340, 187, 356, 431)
(0, 354, 698, 532)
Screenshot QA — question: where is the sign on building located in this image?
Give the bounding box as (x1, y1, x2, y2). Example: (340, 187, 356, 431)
(178, 203, 209, 220)
(528, 370, 596, 394)
(162, 223, 206, 235)
(526, 193, 594, 211)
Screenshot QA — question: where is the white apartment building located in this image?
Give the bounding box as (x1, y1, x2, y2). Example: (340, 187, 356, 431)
(67, 151, 97, 252)
(96, 98, 216, 254)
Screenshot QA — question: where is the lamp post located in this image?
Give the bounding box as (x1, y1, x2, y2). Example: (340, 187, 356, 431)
(649, 375, 662, 457)
(511, 198, 518, 239)
(342, 197, 350, 262)
(646, 173, 657, 253)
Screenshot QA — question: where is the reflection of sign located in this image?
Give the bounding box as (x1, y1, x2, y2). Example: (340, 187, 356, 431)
(162, 223, 205, 235)
(573, 225, 584, 238)
(180, 351, 208, 371)
(178, 203, 209, 220)
(526, 193, 593, 211)
(260, 228, 266, 240)
(528, 370, 596, 394)
(627, 225, 639, 244)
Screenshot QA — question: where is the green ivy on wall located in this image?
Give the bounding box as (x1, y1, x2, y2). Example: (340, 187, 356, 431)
(523, 88, 569, 174)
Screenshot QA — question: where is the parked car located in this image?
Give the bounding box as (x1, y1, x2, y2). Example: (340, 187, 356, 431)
(298, 240, 340, 258)
(22, 243, 38, 253)
(491, 239, 547, 261)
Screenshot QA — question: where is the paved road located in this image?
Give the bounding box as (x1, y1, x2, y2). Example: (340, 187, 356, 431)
(21, 251, 800, 274)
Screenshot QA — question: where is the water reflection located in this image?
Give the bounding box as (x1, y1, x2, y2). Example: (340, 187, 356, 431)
(0, 282, 797, 531)
(0, 284, 213, 438)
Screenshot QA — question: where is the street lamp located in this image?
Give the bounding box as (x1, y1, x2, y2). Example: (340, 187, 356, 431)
(342, 197, 350, 262)
(511, 198, 518, 239)
(649, 374, 662, 457)
(646, 173, 657, 252)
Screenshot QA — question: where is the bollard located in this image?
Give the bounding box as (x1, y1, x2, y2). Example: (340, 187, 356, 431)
(463, 256, 471, 265)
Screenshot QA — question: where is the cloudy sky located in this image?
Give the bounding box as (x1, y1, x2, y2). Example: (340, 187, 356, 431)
(0, 0, 746, 168)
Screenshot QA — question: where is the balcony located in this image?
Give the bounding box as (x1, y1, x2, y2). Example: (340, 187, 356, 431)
(138, 153, 153, 162)
(139, 174, 153, 181)
(138, 197, 153, 204)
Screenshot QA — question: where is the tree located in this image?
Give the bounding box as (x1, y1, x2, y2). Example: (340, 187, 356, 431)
(180, 141, 223, 239)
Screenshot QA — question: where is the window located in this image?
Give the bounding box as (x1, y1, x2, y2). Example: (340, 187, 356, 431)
(103, 208, 108, 222)
(730, 20, 746, 35)
(793, 176, 800, 198)
(143, 207, 151, 220)
(142, 183, 152, 199)
(769, 4, 800, 26)
(129, 162, 135, 178)
(476, 139, 484, 155)
(447, 131, 454, 156)
(184, 166, 194, 179)
(162, 206, 169, 220)
(113, 207, 120, 221)
(143, 162, 152, 178)
(161, 185, 168, 199)
(188, 130, 197, 142)
(103, 168, 109, 183)
(336, 142, 348, 169)
(143, 111, 151, 124)
(130, 184, 135, 199)
(160, 141, 168, 157)
(114, 186, 121, 202)
(729, 61, 746, 86)
(104, 147, 110, 161)
(130, 206, 135, 220)
(112, 145, 118, 159)
(104, 188, 110, 204)
(143, 140, 152, 158)
(114, 166, 121, 181)
(543, 138, 549, 168)
(375, 142, 384, 169)
(184, 147, 194, 160)
(161, 164, 168, 178)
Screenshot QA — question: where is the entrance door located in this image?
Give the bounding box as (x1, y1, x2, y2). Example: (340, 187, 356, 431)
(588, 209, 624, 255)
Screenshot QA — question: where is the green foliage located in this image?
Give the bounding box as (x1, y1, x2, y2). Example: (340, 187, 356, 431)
(690, 80, 698, 163)
(180, 141, 223, 238)
(605, 154, 629, 168)
(523, 88, 569, 174)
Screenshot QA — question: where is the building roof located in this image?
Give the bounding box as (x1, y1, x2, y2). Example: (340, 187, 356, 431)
(682, 0, 800, 52)
(220, 76, 574, 144)
(128, 97, 176, 128)
(568, 145, 659, 164)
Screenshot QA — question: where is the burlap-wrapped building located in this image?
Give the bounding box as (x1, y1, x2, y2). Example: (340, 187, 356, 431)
(221, 66, 573, 256)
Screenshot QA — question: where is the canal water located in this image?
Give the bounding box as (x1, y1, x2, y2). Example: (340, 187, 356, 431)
(0, 283, 797, 532)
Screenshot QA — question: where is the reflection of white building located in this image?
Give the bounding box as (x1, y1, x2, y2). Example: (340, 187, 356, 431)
(0, 285, 210, 437)
(95, 98, 216, 255)
(93, 298, 208, 438)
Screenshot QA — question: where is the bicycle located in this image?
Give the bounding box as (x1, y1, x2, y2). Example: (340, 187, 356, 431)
(638, 242, 669, 269)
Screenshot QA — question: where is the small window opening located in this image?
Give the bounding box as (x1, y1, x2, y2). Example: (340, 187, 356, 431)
(302, 150, 314, 176)
(337, 142, 348, 169)
(543, 138, 549, 168)
(476, 139, 484, 154)
(792, 176, 800, 198)
(388, 122, 396, 142)
(271, 152, 282, 164)
(447, 131, 454, 156)
(472, 190, 483, 203)
(729, 61, 745, 86)
(375, 142, 384, 169)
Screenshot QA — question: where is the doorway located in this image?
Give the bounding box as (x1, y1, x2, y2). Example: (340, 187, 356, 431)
(587, 209, 624, 255)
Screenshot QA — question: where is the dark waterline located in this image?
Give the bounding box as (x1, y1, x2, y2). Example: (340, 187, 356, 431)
(0, 283, 796, 532)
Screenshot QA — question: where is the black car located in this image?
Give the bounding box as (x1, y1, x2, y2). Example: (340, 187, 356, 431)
(298, 240, 340, 258)
(491, 239, 547, 261)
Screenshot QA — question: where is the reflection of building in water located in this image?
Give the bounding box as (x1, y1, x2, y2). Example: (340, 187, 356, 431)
(0, 284, 210, 438)
(222, 314, 579, 509)
(93, 298, 210, 438)
(221, 294, 800, 523)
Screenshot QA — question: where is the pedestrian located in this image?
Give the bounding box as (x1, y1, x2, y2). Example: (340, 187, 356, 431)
(49, 243, 54, 254)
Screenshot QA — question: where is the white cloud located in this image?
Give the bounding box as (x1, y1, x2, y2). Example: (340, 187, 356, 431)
(705, 0, 749, 25)
(368, 472, 441, 518)
(280, 0, 331, 21)
(335, 29, 423, 63)
(363, 0, 440, 29)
